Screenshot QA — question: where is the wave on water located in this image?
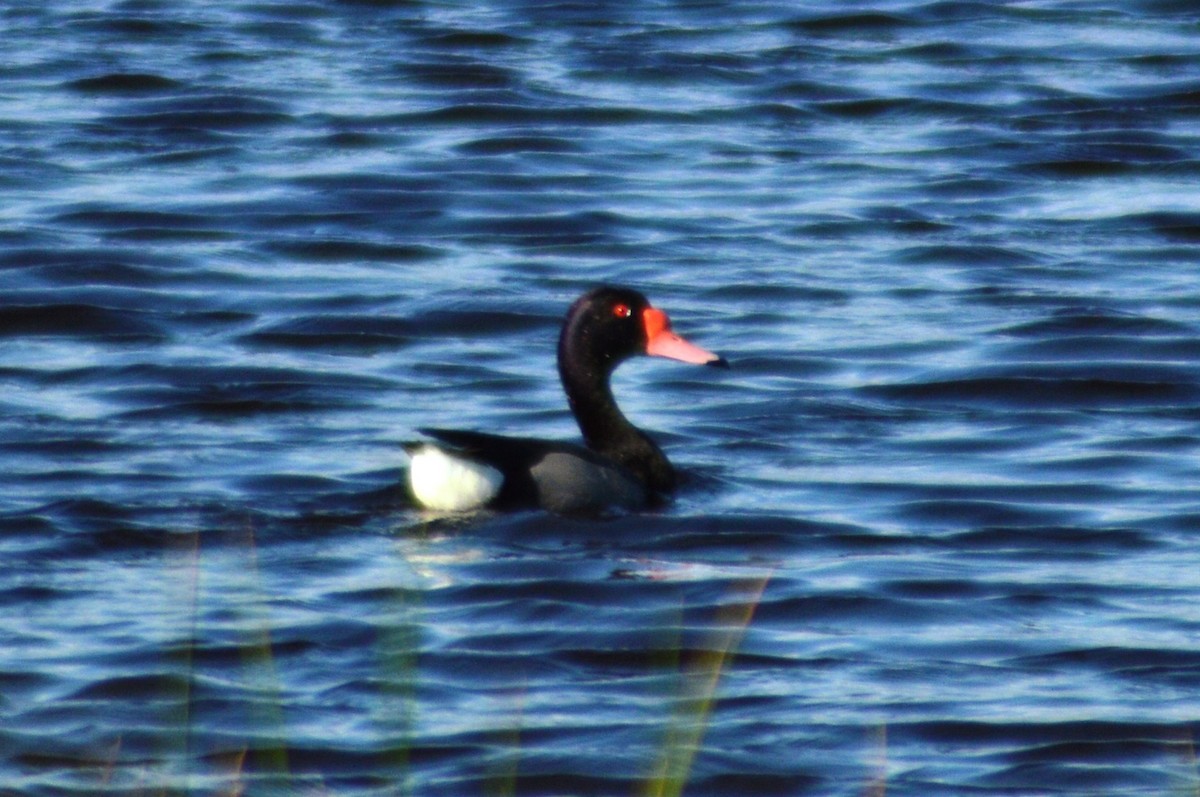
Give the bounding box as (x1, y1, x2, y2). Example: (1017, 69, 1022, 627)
(2, 1, 1199, 794)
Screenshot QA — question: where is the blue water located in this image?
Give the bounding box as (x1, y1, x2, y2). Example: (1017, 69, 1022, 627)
(3, 1, 1200, 794)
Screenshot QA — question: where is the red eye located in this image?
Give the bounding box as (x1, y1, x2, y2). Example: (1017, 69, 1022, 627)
(612, 303, 632, 319)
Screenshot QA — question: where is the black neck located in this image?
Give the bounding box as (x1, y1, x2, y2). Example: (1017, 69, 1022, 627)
(558, 352, 674, 492)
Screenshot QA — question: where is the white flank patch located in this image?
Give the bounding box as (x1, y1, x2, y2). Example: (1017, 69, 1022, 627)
(407, 444, 503, 512)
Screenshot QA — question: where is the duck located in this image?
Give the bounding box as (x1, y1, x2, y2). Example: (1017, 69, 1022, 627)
(405, 286, 726, 514)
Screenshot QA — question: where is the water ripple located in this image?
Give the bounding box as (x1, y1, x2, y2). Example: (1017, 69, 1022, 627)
(3, 1, 1200, 794)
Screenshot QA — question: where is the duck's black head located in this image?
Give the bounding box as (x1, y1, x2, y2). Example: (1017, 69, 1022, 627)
(558, 286, 726, 376)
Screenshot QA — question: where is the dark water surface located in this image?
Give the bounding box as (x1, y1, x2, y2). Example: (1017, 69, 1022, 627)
(4, 1, 1200, 794)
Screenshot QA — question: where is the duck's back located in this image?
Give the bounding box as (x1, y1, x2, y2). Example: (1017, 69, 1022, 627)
(408, 428, 647, 514)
